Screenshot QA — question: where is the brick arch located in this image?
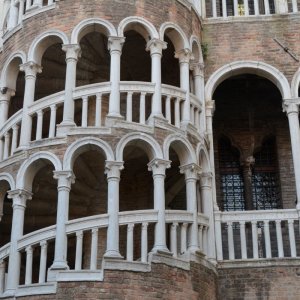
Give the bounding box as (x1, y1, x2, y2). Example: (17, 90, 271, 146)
(116, 132, 163, 162)
(291, 68, 300, 98)
(28, 30, 69, 65)
(16, 152, 62, 191)
(159, 22, 190, 52)
(205, 61, 291, 101)
(0, 51, 26, 90)
(71, 18, 117, 44)
(163, 134, 197, 165)
(63, 137, 114, 171)
(118, 16, 159, 41)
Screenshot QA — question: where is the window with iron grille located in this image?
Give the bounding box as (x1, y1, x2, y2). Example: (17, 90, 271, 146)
(218, 137, 245, 211)
(252, 136, 281, 209)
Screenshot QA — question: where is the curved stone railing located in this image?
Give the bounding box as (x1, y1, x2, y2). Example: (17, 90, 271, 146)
(215, 209, 300, 261)
(0, 209, 209, 296)
(0, 81, 203, 163)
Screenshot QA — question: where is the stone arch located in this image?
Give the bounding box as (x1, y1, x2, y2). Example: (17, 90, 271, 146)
(190, 35, 203, 64)
(159, 22, 189, 51)
(205, 61, 291, 101)
(116, 133, 163, 161)
(71, 18, 117, 44)
(0, 173, 15, 219)
(118, 16, 159, 41)
(197, 145, 211, 172)
(63, 137, 114, 170)
(28, 30, 69, 65)
(291, 68, 300, 98)
(16, 152, 62, 191)
(163, 134, 197, 165)
(0, 173, 15, 191)
(0, 51, 26, 90)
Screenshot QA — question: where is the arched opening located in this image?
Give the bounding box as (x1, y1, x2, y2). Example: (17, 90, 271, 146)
(213, 73, 290, 211)
(119, 141, 155, 260)
(74, 28, 110, 127)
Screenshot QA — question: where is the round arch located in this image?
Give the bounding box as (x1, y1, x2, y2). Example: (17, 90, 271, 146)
(71, 18, 117, 44)
(205, 61, 291, 101)
(63, 137, 114, 170)
(118, 16, 159, 41)
(0, 173, 15, 191)
(16, 152, 62, 191)
(190, 35, 203, 64)
(197, 145, 211, 173)
(28, 30, 69, 65)
(116, 133, 163, 162)
(159, 22, 189, 51)
(0, 51, 26, 90)
(291, 68, 300, 98)
(163, 134, 197, 165)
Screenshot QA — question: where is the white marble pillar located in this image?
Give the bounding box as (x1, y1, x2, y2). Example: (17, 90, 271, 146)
(200, 172, 217, 261)
(146, 38, 167, 120)
(7, 0, 18, 29)
(49, 171, 75, 271)
(148, 159, 171, 253)
(104, 161, 124, 258)
(275, 0, 288, 13)
(5, 189, 32, 296)
(58, 44, 81, 135)
(19, 62, 42, 149)
(175, 49, 192, 126)
(191, 63, 205, 132)
(180, 163, 201, 253)
(0, 88, 15, 127)
(107, 37, 125, 119)
(283, 100, 300, 209)
(18, 0, 25, 24)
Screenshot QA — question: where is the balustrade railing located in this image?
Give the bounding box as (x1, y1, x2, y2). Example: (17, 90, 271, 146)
(0, 209, 209, 295)
(215, 209, 300, 261)
(204, 0, 299, 19)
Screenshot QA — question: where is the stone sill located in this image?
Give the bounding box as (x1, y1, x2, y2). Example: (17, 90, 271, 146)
(218, 257, 300, 269)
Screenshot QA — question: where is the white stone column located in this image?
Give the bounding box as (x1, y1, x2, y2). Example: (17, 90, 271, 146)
(107, 37, 125, 119)
(275, 0, 288, 13)
(58, 44, 81, 135)
(180, 163, 201, 253)
(19, 62, 42, 149)
(191, 63, 205, 132)
(200, 172, 217, 261)
(0, 88, 15, 127)
(7, 0, 18, 29)
(146, 38, 167, 121)
(18, 0, 25, 24)
(49, 171, 75, 271)
(283, 100, 300, 209)
(148, 159, 171, 253)
(5, 189, 32, 297)
(104, 161, 124, 258)
(175, 49, 192, 126)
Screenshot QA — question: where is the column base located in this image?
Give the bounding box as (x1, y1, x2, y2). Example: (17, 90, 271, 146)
(3, 288, 16, 297)
(47, 262, 69, 281)
(188, 245, 201, 254)
(105, 114, 124, 127)
(150, 246, 172, 256)
(147, 114, 166, 126)
(56, 121, 76, 137)
(103, 250, 123, 259)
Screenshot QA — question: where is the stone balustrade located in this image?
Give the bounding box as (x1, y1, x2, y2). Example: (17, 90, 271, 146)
(215, 209, 300, 261)
(0, 209, 209, 297)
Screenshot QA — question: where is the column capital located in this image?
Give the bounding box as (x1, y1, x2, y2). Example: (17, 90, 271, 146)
(146, 38, 167, 55)
(108, 36, 126, 53)
(105, 161, 124, 179)
(148, 158, 171, 175)
(180, 163, 202, 180)
(62, 44, 81, 61)
(205, 100, 215, 117)
(53, 170, 75, 189)
(283, 99, 300, 115)
(190, 62, 204, 77)
(20, 61, 42, 78)
(175, 48, 193, 64)
(200, 171, 213, 187)
(7, 189, 32, 208)
(0, 88, 15, 100)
